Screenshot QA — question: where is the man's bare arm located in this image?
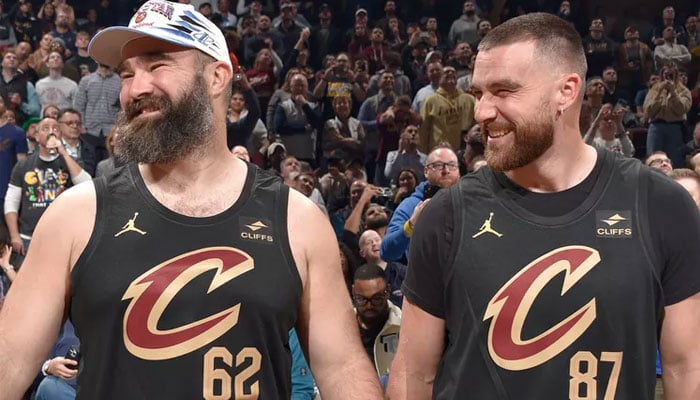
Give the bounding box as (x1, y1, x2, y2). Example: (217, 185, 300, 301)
(0, 183, 95, 398)
(386, 298, 446, 399)
(288, 190, 382, 399)
(660, 291, 700, 399)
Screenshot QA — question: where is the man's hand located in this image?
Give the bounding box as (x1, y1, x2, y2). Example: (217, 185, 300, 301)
(359, 185, 381, 207)
(46, 357, 78, 380)
(409, 199, 430, 228)
(10, 238, 24, 256)
(46, 134, 65, 156)
(300, 27, 311, 42)
(592, 103, 613, 126)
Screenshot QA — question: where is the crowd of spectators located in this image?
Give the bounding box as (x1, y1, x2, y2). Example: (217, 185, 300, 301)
(2, 0, 700, 399)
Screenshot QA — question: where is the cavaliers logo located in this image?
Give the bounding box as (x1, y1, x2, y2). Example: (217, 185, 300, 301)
(122, 247, 254, 360)
(134, 11, 147, 23)
(483, 246, 600, 371)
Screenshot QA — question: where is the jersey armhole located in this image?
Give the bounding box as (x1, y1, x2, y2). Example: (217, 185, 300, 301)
(276, 182, 304, 302)
(69, 177, 107, 300)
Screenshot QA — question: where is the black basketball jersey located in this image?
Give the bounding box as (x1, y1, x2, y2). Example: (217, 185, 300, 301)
(403, 150, 700, 399)
(69, 163, 302, 399)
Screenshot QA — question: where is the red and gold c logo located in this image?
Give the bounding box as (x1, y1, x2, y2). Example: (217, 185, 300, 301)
(122, 247, 254, 360)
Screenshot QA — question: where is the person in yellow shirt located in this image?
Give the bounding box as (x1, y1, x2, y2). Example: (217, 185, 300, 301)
(419, 66, 476, 152)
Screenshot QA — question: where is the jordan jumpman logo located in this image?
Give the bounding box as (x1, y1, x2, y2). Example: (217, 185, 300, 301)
(472, 212, 503, 238)
(115, 212, 148, 237)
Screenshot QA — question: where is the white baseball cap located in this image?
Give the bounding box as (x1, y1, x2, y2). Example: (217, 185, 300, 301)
(89, 0, 232, 71)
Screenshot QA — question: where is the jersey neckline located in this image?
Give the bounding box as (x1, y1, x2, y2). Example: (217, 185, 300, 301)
(482, 148, 614, 227)
(128, 161, 256, 226)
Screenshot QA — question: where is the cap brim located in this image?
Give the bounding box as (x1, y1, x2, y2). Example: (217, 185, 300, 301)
(89, 26, 195, 69)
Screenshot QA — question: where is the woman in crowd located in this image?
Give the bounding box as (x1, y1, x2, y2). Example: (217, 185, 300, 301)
(388, 167, 419, 210)
(228, 87, 268, 167)
(245, 47, 281, 116)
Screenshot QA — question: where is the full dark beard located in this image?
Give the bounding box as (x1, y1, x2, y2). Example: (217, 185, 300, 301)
(114, 73, 214, 164)
(483, 100, 555, 172)
(365, 215, 389, 230)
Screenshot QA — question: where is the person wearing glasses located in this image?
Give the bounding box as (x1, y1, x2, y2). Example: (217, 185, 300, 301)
(3, 117, 89, 259)
(351, 263, 401, 379)
(380, 146, 460, 263)
(57, 108, 99, 176)
(645, 150, 673, 175)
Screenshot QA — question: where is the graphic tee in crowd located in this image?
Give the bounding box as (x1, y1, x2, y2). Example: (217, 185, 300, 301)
(10, 153, 74, 237)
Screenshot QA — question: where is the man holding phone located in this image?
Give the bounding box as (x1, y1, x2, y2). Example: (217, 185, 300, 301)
(643, 64, 691, 167)
(380, 146, 459, 262)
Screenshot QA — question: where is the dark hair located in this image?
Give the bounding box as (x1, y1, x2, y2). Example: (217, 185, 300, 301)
(478, 12, 587, 79)
(383, 51, 402, 68)
(57, 107, 81, 121)
(394, 95, 412, 107)
(398, 167, 419, 183)
(353, 263, 387, 282)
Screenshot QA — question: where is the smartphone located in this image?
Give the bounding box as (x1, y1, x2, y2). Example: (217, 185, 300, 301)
(423, 184, 440, 199)
(65, 345, 81, 370)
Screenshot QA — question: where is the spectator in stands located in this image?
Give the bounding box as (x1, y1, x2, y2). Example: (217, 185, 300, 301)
(275, 0, 304, 60)
(27, 33, 51, 75)
(384, 125, 426, 185)
(266, 67, 302, 137)
(412, 61, 442, 113)
(0, 96, 27, 230)
(42, 103, 58, 119)
(358, 70, 396, 181)
(358, 229, 406, 308)
(35, 51, 77, 113)
(242, 14, 284, 67)
(448, 1, 479, 48)
(308, 4, 342, 70)
(12, 1, 40, 47)
(670, 168, 700, 209)
(13, 42, 35, 82)
(227, 84, 266, 166)
(682, 120, 700, 161)
(57, 108, 99, 176)
(654, 25, 691, 71)
(448, 41, 473, 79)
(245, 46, 280, 117)
(644, 64, 691, 167)
(645, 150, 673, 175)
(313, 52, 366, 121)
(347, 21, 371, 58)
(469, 19, 491, 50)
(376, 95, 421, 186)
(362, 27, 389, 75)
(352, 264, 401, 378)
(419, 65, 475, 152)
(4, 117, 90, 258)
(213, 0, 237, 29)
(34, 321, 79, 400)
(634, 73, 660, 122)
(651, 6, 684, 48)
(0, 50, 39, 124)
(73, 64, 121, 139)
(380, 146, 459, 263)
(616, 25, 654, 98)
(583, 103, 635, 157)
(266, 141, 287, 173)
(292, 170, 328, 216)
(376, 1, 404, 39)
(582, 17, 616, 78)
(36, 2, 55, 36)
(401, 37, 429, 92)
(323, 95, 364, 165)
(0, 2, 16, 51)
(50, 8, 75, 58)
(274, 73, 323, 164)
(279, 27, 314, 86)
(95, 128, 120, 178)
(679, 15, 700, 50)
(66, 31, 97, 78)
(319, 156, 350, 216)
(385, 16, 406, 53)
(366, 51, 411, 98)
(601, 66, 630, 104)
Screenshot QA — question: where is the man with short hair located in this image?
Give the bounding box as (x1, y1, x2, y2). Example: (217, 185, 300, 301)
(35, 51, 78, 113)
(412, 61, 442, 113)
(73, 63, 121, 139)
(645, 150, 673, 175)
(3, 116, 90, 257)
(448, 1, 479, 48)
(358, 229, 406, 306)
(670, 168, 700, 209)
(243, 14, 285, 67)
(582, 17, 616, 78)
(358, 70, 395, 182)
(384, 125, 426, 184)
(0, 3, 383, 399)
(66, 31, 98, 78)
(351, 263, 401, 377)
(366, 51, 411, 98)
(388, 12, 700, 399)
(380, 146, 459, 263)
(419, 66, 475, 152)
(51, 9, 76, 57)
(212, 0, 237, 29)
(0, 50, 40, 123)
(654, 25, 691, 71)
(57, 108, 99, 176)
(616, 25, 654, 99)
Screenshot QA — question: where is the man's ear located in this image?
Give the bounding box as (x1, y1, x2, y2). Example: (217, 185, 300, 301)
(208, 61, 233, 98)
(558, 73, 583, 111)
